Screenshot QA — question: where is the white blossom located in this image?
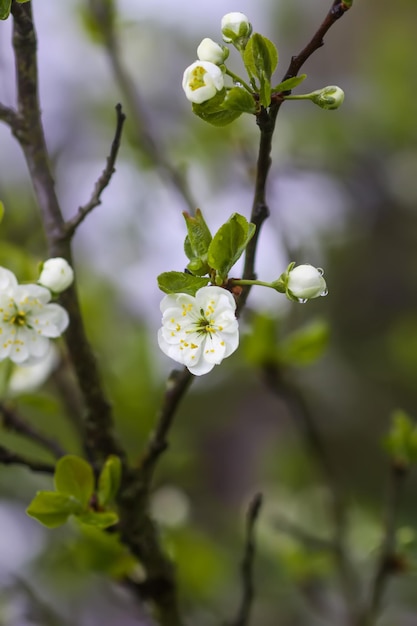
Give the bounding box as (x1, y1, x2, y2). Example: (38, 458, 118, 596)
(197, 38, 228, 65)
(287, 264, 327, 301)
(221, 12, 252, 45)
(0, 268, 69, 364)
(38, 257, 74, 293)
(158, 286, 239, 376)
(182, 61, 224, 104)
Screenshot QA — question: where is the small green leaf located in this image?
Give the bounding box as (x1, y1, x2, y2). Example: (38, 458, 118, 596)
(244, 34, 278, 85)
(384, 410, 417, 466)
(98, 455, 122, 508)
(158, 271, 210, 296)
(208, 214, 255, 283)
(26, 491, 82, 528)
(77, 510, 119, 529)
(273, 74, 307, 93)
(222, 87, 257, 114)
(183, 209, 212, 276)
(0, 0, 11, 19)
(192, 104, 242, 127)
(279, 320, 329, 366)
(54, 455, 94, 510)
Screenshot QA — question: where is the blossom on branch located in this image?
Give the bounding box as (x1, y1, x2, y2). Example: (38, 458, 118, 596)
(38, 257, 74, 293)
(0, 267, 69, 364)
(197, 38, 229, 65)
(158, 286, 239, 376)
(182, 61, 224, 104)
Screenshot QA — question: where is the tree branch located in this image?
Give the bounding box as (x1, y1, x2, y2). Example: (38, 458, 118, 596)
(0, 445, 55, 474)
(0, 402, 66, 459)
(228, 493, 263, 626)
(0, 102, 21, 132)
(64, 103, 126, 237)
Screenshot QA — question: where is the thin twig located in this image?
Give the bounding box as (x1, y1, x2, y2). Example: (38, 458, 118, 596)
(0, 445, 55, 473)
(361, 462, 408, 626)
(140, 367, 193, 480)
(0, 103, 21, 131)
(228, 493, 263, 626)
(64, 103, 126, 237)
(0, 402, 66, 459)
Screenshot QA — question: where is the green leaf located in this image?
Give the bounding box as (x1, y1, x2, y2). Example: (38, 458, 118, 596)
(183, 209, 212, 276)
(54, 455, 94, 509)
(279, 320, 329, 366)
(26, 491, 82, 528)
(243, 313, 280, 366)
(384, 410, 417, 466)
(77, 510, 119, 529)
(0, 0, 11, 19)
(192, 104, 242, 127)
(244, 33, 278, 85)
(273, 74, 307, 93)
(158, 271, 210, 296)
(222, 87, 257, 114)
(97, 455, 122, 508)
(208, 214, 256, 283)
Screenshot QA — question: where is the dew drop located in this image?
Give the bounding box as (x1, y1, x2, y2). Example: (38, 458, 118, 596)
(317, 267, 324, 276)
(320, 289, 328, 297)
(298, 298, 308, 304)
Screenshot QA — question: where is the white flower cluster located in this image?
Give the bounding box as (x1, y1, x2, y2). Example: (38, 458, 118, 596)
(158, 286, 239, 376)
(0, 260, 71, 366)
(182, 12, 251, 104)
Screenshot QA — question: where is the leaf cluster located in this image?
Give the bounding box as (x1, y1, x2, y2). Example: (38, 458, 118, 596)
(158, 210, 255, 295)
(26, 454, 121, 529)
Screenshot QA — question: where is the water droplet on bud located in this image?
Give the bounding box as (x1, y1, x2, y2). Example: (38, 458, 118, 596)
(298, 298, 308, 304)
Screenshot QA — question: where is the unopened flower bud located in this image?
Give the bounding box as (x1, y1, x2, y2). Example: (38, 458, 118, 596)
(286, 264, 327, 302)
(182, 61, 225, 104)
(197, 38, 229, 65)
(221, 12, 252, 47)
(311, 86, 345, 110)
(38, 257, 74, 293)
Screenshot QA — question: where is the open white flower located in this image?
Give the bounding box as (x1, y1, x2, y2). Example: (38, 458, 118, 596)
(182, 61, 224, 104)
(287, 264, 327, 301)
(38, 257, 74, 293)
(0, 268, 69, 364)
(158, 286, 239, 376)
(197, 38, 228, 65)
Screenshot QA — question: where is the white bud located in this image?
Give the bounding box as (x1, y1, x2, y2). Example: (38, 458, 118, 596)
(221, 12, 252, 45)
(38, 257, 74, 293)
(287, 264, 327, 301)
(197, 38, 229, 65)
(182, 60, 224, 104)
(312, 86, 345, 110)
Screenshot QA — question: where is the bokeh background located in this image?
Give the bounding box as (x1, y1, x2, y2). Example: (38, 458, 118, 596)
(1, 0, 417, 624)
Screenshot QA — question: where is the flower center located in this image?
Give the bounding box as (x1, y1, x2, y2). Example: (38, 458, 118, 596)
(189, 66, 207, 91)
(3, 308, 27, 327)
(194, 309, 216, 336)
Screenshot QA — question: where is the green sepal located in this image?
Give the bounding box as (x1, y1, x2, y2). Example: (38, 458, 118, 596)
(158, 271, 210, 296)
(97, 455, 122, 508)
(279, 320, 329, 366)
(208, 214, 256, 284)
(384, 410, 417, 467)
(273, 74, 307, 93)
(77, 510, 119, 529)
(183, 209, 212, 276)
(244, 33, 278, 97)
(0, 0, 11, 19)
(222, 87, 257, 114)
(54, 455, 95, 509)
(26, 491, 83, 528)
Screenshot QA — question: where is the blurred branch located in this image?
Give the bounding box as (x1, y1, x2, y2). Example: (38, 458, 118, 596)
(361, 462, 408, 626)
(0, 401, 66, 458)
(274, 515, 337, 552)
(64, 103, 126, 237)
(87, 0, 197, 214)
(0, 445, 55, 473)
(228, 493, 263, 626)
(262, 365, 360, 621)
